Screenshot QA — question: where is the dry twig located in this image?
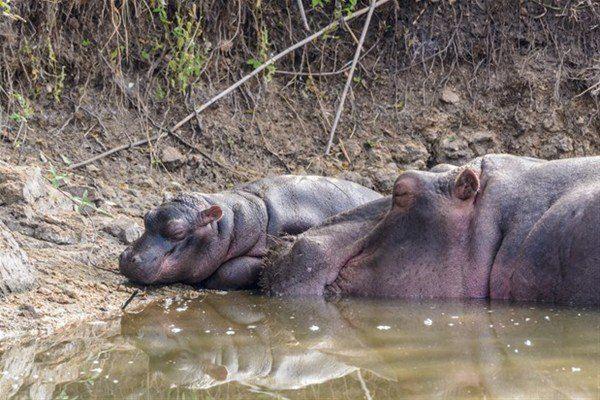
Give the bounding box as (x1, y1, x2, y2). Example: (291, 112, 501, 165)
(121, 290, 139, 310)
(170, 0, 391, 134)
(325, 0, 377, 155)
(296, 0, 310, 30)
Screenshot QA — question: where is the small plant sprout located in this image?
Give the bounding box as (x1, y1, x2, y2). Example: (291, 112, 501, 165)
(311, 0, 358, 15)
(0, 0, 24, 21)
(9, 92, 34, 124)
(150, 3, 205, 93)
(247, 28, 276, 82)
(48, 166, 68, 188)
(75, 190, 94, 214)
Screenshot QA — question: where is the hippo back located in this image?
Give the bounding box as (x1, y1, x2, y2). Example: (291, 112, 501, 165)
(239, 175, 382, 236)
(477, 155, 600, 304)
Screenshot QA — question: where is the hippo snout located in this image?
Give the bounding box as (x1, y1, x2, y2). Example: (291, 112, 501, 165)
(119, 246, 132, 264)
(119, 246, 160, 285)
(119, 246, 141, 271)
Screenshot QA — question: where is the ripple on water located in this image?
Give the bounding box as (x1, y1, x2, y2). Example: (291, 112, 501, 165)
(0, 292, 597, 399)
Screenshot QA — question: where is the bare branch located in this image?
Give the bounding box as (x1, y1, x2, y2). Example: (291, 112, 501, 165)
(325, 0, 377, 155)
(297, 0, 310, 30)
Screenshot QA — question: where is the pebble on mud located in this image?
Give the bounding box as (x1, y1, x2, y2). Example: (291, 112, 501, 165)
(371, 168, 398, 193)
(440, 87, 460, 104)
(0, 163, 47, 205)
(159, 146, 186, 170)
(121, 224, 143, 244)
(462, 130, 499, 156)
(393, 140, 429, 170)
(335, 171, 374, 189)
(434, 134, 474, 165)
(539, 135, 574, 159)
(17, 304, 40, 318)
(103, 220, 143, 245)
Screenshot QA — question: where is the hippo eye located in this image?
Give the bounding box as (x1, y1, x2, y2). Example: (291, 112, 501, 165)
(163, 221, 188, 240)
(394, 190, 415, 209)
(167, 229, 187, 241)
(170, 231, 186, 240)
(393, 177, 418, 209)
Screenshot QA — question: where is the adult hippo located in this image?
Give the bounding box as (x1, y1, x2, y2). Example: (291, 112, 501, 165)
(263, 155, 600, 305)
(119, 175, 381, 289)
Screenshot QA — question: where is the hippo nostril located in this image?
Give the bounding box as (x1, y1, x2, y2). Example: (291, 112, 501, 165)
(119, 247, 132, 263)
(132, 254, 142, 265)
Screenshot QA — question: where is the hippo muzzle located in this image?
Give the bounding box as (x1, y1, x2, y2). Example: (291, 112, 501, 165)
(119, 234, 173, 284)
(120, 247, 159, 284)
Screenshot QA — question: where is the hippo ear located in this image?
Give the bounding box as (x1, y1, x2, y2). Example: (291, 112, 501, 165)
(454, 168, 480, 200)
(198, 205, 223, 226)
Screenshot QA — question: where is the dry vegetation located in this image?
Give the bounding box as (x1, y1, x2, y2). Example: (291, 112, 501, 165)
(1, 0, 598, 170)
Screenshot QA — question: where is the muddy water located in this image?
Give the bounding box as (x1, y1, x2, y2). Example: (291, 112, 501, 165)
(1, 292, 598, 399)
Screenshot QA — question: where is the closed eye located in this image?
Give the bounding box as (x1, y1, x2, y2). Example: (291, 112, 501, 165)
(166, 229, 187, 241)
(394, 191, 415, 208)
(162, 220, 189, 241)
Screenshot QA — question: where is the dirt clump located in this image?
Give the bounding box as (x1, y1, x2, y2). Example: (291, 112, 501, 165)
(0, 220, 34, 297)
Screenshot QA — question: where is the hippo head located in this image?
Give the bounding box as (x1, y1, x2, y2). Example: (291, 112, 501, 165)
(119, 194, 223, 285)
(324, 166, 482, 298)
(264, 166, 484, 298)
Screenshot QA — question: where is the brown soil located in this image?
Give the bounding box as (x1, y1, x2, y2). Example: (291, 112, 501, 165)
(0, 1, 598, 346)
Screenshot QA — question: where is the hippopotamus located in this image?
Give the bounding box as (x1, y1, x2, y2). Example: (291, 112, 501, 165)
(263, 155, 600, 305)
(119, 175, 381, 289)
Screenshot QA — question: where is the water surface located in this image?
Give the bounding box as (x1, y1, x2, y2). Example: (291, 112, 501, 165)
(1, 291, 598, 399)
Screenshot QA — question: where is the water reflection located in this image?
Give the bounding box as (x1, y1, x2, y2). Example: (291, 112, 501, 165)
(1, 292, 598, 399)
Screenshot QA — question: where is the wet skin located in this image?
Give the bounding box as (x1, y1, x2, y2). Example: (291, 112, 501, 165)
(119, 175, 381, 289)
(263, 155, 600, 305)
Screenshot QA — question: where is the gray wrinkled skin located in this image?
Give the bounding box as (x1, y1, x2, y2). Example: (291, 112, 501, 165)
(119, 175, 381, 289)
(264, 155, 600, 305)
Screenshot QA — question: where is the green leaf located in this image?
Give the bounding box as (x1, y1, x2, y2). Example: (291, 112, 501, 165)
(9, 113, 22, 122)
(247, 58, 262, 69)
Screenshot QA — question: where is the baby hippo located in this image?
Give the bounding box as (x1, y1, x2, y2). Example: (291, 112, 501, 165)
(119, 175, 381, 289)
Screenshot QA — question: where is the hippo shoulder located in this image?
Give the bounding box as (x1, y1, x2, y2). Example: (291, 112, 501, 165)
(239, 175, 382, 236)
